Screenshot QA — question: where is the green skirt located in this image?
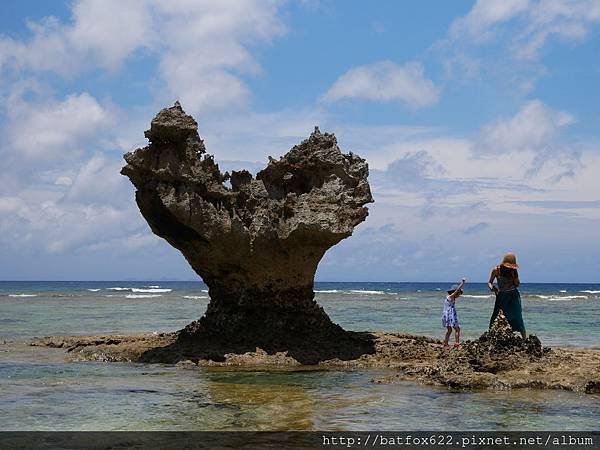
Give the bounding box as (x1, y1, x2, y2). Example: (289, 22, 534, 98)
(489, 289, 526, 332)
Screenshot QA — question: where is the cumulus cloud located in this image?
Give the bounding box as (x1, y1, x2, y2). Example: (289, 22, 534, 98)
(479, 99, 574, 153)
(0, 0, 151, 75)
(514, 0, 600, 60)
(152, 0, 285, 112)
(0, 151, 149, 254)
(447, 0, 600, 60)
(0, 0, 285, 113)
(321, 61, 439, 108)
(64, 153, 131, 205)
(0, 0, 290, 273)
(478, 99, 579, 177)
(6, 92, 112, 162)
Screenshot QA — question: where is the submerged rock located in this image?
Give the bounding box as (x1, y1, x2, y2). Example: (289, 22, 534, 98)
(121, 102, 373, 358)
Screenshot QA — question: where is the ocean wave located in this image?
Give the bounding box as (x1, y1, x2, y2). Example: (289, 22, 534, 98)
(349, 290, 387, 295)
(462, 294, 493, 299)
(315, 290, 340, 293)
(580, 290, 600, 294)
(529, 295, 588, 301)
(87, 289, 101, 292)
(108, 287, 131, 291)
(126, 294, 162, 299)
(131, 288, 172, 293)
(559, 290, 567, 293)
(8, 294, 37, 297)
(183, 295, 208, 299)
(147, 285, 161, 288)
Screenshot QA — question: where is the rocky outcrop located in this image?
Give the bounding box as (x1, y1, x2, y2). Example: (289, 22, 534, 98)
(121, 102, 372, 354)
(410, 313, 549, 388)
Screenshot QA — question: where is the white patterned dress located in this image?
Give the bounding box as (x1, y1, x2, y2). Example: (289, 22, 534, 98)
(441, 295, 459, 328)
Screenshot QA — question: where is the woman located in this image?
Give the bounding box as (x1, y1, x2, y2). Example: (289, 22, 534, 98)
(487, 252, 527, 338)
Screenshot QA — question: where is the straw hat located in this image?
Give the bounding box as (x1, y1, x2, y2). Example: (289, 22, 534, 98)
(500, 252, 519, 269)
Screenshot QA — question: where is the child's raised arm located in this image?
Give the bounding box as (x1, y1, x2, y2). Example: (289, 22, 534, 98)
(449, 278, 466, 299)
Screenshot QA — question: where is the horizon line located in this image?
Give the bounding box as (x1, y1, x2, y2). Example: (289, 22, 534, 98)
(0, 280, 598, 284)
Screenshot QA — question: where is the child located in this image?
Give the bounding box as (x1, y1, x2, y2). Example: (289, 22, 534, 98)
(442, 278, 466, 349)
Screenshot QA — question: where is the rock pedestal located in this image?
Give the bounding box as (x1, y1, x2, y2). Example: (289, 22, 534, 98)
(121, 102, 372, 346)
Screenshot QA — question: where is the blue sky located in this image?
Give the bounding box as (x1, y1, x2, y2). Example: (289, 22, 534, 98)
(1, 0, 599, 282)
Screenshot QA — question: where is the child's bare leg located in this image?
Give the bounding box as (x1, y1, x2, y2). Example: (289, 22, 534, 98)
(453, 326, 461, 344)
(443, 327, 452, 345)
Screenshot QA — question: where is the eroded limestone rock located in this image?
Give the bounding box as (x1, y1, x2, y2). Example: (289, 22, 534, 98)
(121, 102, 372, 349)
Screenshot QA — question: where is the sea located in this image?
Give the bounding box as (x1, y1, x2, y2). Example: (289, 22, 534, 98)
(1, 281, 599, 430)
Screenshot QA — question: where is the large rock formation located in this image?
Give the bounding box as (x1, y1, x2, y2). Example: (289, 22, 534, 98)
(121, 102, 372, 350)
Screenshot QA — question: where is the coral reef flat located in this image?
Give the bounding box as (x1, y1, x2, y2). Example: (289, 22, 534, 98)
(30, 315, 600, 394)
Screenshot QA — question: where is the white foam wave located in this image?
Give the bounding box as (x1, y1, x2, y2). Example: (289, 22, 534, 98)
(87, 289, 101, 292)
(462, 294, 493, 299)
(201, 289, 209, 293)
(8, 294, 37, 297)
(559, 290, 567, 293)
(349, 290, 387, 295)
(108, 287, 130, 291)
(147, 285, 161, 288)
(131, 288, 172, 293)
(315, 290, 340, 293)
(183, 295, 208, 299)
(530, 295, 588, 301)
(580, 290, 600, 294)
(125, 294, 162, 299)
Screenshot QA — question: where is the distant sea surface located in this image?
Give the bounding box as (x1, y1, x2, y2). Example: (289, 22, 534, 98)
(1, 281, 599, 430)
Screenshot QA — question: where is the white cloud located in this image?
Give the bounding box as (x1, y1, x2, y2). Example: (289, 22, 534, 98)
(6, 92, 112, 162)
(450, 0, 531, 42)
(68, 0, 152, 70)
(477, 99, 580, 178)
(0, 0, 151, 75)
(64, 153, 131, 205)
(0, 151, 147, 254)
(514, 0, 600, 59)
(0, 0, 290, 266)
(321, 61, 439, 108)
(447, 0, 600, 60)
(479, 99, 575, 153)
(152, 0, 285, 112)
(54, 176, 73, 186)
(0, 0, 286, 113)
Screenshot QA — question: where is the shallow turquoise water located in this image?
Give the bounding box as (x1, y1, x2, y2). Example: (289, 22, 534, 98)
(1, 281, 599, 430)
